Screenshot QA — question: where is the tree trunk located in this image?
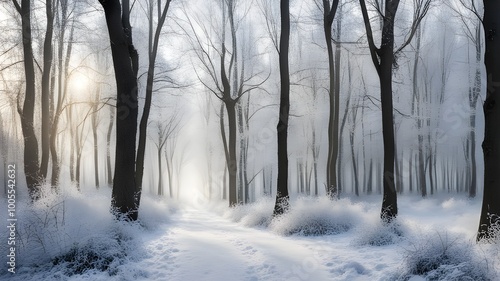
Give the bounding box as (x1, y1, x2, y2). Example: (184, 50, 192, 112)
(273, 0, 290, 216)
(106, 107, 114, 185)
(379, 53, 398, 220)
(158, 147, 163, 196)
(136, 0, 172, 204)
(51, 7, 74, 188)
(359, 0, 399, 221)
(40, 0, 54, 180)
(19, 0, 42, 200)
(165, 145, 173, 198)
(478, 0, 500, 240)
(92, 100, 100, 188)
(350, 130, 359, 196)
(323, 0, 340, 198)
(226, 101, 238, 206)
(99, 0, 139, 221)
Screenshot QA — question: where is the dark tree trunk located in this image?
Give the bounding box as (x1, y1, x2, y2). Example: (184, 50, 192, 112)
(469, 112, 477, 198)
(273, 0, 290, 216)
(359, 0, 399, 221)
(469, 24, 482, 198)
(19, 0, 42, 200)
(136, 0, 172, 204)
(40, 0, 54, 180)
(220, 103, 229, 201)
(478, 0, 500, 240)
(323, 0, 340, 198)
(225, 100, 238, 206)
(379, 44, 398, 221)
(99, 0, 139, 221)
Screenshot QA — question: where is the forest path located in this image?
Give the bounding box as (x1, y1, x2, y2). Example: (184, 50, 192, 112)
(137, 208, 339, 281)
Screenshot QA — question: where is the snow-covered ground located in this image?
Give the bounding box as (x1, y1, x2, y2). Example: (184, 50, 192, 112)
(1, 187, 499, 280)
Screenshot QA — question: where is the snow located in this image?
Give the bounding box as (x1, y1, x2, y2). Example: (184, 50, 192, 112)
(1, 188, 499, 281)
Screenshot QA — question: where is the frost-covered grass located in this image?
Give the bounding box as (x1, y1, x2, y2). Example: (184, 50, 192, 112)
(397, 231, 490, 280)
(0, 183, 178, 280)
(223, 194, 500, 280)
(1, 187, 499, 280)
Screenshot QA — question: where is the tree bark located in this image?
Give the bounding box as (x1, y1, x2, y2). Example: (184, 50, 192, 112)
(273, 0, 290, 216)
(478, 0, 500, 240)
(19, 0, 42, 200)
(92, 100, 99, 188)
(323, 0, 340, 198)
(99, 0, 139, 221)
(106, 106, 114, 185)
(158, 146, 163, 196)
(226, 100, 238, 206)
(359, 0, 399, 221)
(40, 0, 54, 179)
(136, 0, 172, 203)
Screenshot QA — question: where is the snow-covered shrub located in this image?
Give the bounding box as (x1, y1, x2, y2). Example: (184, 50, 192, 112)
(0, 184, 165, 280)
(52, 235, 126, 276)
(352, 219, 406, 246)
(398, 232, 490, 280)
(269, 197, 365, 236)
(225, 197, 274, 227)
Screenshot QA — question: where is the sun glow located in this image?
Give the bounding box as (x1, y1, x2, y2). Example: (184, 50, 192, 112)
(69, 72, 89, 92)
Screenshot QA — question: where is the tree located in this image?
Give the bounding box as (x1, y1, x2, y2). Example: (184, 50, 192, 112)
(135, 0, 172, 209)
(98, 0, 140, 220)
(320, 0, 340, 198)
(151, 116, 179, 196)
(359, 0, 430, 221)
(273, 0, 290, 216)
(40, 0, 55, 180)
(477, 0, 500, 241)
(50, 0, 76, 188)
(181, 0, 265, 207)
(106, 106, 114, 185)
(13, 0, 42, 200)
(450, 0, 482, 198)
(91, 88, 101, 188)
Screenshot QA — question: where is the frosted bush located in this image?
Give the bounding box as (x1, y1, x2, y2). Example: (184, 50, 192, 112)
(269, 197, 365, 236)
(52, 235, 126, 276)
(398, 232, 490, 280)
(225, 197, 274, 227)
(352, 219, 406, 246)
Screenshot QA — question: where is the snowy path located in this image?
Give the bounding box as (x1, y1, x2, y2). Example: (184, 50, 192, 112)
(137, 208, 400, 281)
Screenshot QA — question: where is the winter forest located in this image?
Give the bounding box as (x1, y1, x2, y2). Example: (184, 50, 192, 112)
(1, 0, 500, 280)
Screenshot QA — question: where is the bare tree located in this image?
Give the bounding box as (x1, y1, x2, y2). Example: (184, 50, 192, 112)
(12, 0, 42, 200)
(136, 0, 173, 207)
(180, 0, 265, 206)
(477, 0, 500, 241)
(319, 0, 340, 198)
(151, 116, 179, 196)
(99, 0, 140, 220)
(358, 0, 431, 221)
(40, 0, 55, 180)
(273, 0, 290, 216)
